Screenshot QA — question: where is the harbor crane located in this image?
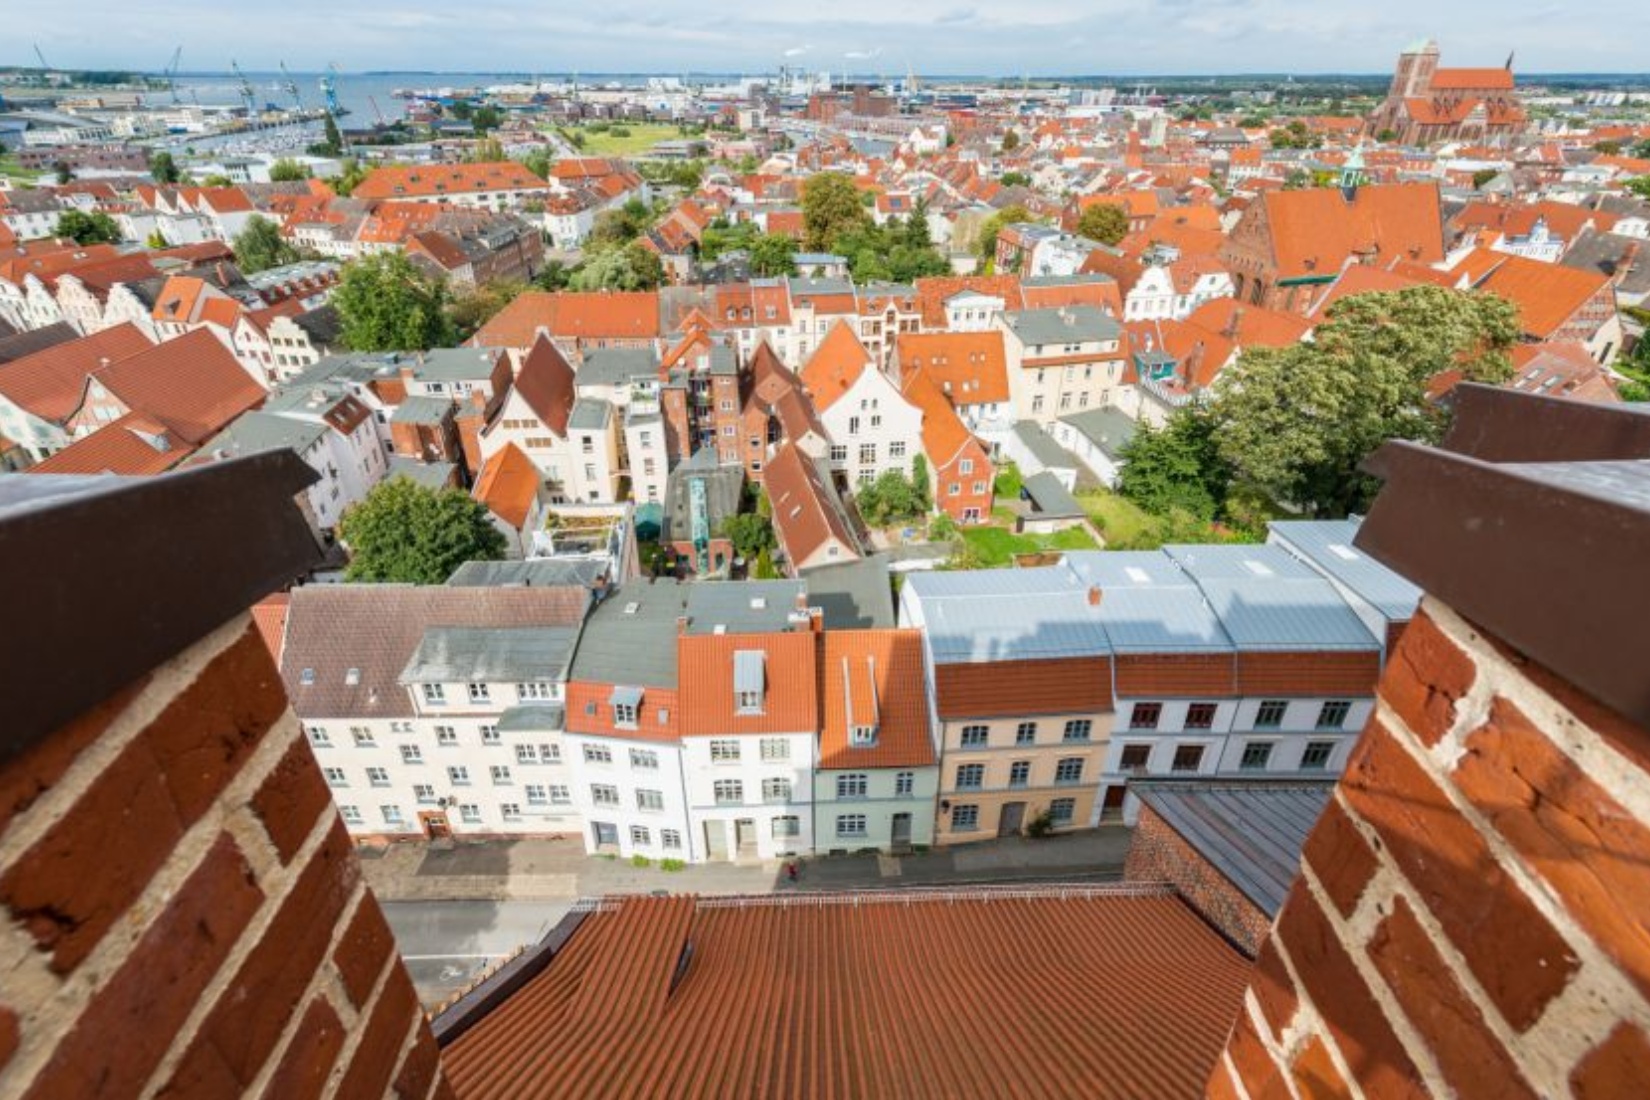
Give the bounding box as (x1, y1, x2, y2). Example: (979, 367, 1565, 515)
(33, 45, 53, 72)
(279, 62, 303, 111)
(230, 61, 258, 117)
(319, 63, 343, 116)
(163, 47, 183, 103)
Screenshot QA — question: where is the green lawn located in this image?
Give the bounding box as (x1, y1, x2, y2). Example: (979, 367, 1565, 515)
(0, 154, 41, 183)
(1075, 489, 1158, 547)
(558, 123, 686, 158)
(959, 523, 1098, 567)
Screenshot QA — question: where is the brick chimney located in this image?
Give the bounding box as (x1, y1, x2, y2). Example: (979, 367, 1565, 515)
(0, 454, 450, 1099)
(1211, 387, 1650, 1099)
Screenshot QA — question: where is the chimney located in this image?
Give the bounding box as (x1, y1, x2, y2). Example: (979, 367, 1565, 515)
(1223, 307, 1243, 340)
(1087, 585, 1102, 607)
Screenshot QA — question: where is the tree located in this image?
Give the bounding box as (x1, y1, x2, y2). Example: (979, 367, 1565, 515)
(331, 158, 371, 197)
(1634, 139, 1650, 160)
(1283, 168, 1312, 190)
(1212, 286, 1518, 516)
(801, 172, 870, 251)
(1594, 140, 1623, 156)
(54, 161, 73, 185)
(447, 279, 527, 339)
(1116, 407, 1230, 520)
(720, 513, 776, 559)
(340, 478, 506, 584)
(149, 150, 181, 184)
(521, 148, 553, 180)
(1472, 168, 1500, 190)
(321, 114, 345, 156)
(471, 105, 504, 134)
(201, 173, 234, 188)
(468, 136, 505, 164)
(854, 470, 927, 528)
(268, 158, 310, 182)
(910, 453, 931, 510)
(533, 259, 573, 291)
(975, 203, 1032, 261)
(587, 199, 654, 249)
(570, 242, 663, 291)
(1076, 203, 1129, 246)
(232, 214, 301, 274)
(1626, 177, 1650, 200)
(1000, 170, 1030, 188)
(748, 232, 798, 277)
(55, 210, 122, 245)
(145, 230, 169, 249)
(332, 252, 457, 352)
(1375, 128, 1399, 143)
(1000, 130, 1020, 152)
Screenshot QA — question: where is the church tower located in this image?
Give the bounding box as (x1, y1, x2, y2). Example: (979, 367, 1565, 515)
(1389, 38, 1440, 99)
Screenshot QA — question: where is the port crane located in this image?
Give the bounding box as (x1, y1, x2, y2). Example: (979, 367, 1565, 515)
(230, 61, 258, 116)
(319, 63, 343, 116)
(163, 47, 183, 103)
(33, 44, 54, 72)
(278, 62, 303, 111)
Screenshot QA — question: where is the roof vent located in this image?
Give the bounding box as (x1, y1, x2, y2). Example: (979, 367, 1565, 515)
(300, 668, 315, 685)
(1243, 560, 1275, 577)
(713, 624, 727, 635)
(1328, 544, 1360, 562)
(750, 596, 767, 610)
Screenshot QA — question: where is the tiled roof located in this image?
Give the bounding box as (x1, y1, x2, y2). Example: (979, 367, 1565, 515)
(765, 442, 861, 568)
(1470, 252, 1613, 340)
(90, 328, 264, 445)
(900, 366, 978, 469)
(817, 628, 934, 768)
(472, 291, 662, 347)
(1254, 182, 1445, 280)
(1430, 67, 1516, 90)
(27, 412, 190, 476)
(440, 890, 1252, 1099)
(0, 323, 153, 422)
(912, 274, 1024, 328)
(250, 592, 290, 664)
(896, 330, 1010, 405)
(281, 585, 590, 719)
(0, 320, 77, 365)
(472, 442, 540, 531)
(352, 161, 545, 201)
(678, 630, 819, 735)
(799, 322, 872, 413)
(510, 336, 576, 436)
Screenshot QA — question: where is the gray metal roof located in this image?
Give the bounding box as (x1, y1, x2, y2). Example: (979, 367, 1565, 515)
(391, 395, 456, 425)
(567, 398, 612, 432)
(401, 626, 579, 684)
(496, 704, 566, 732)
(577, 348, 660, 388)
(1059, 408, 1136, 458)
(1063, 552, 1234, 653)
(1011, 421, 1076, 469)
(1022, 274, 1116, 289)
(202, 412, 326, 459)
(1003, 304, 1121, 346)
(1132, 781, 1334, 917)
(1022, 471, 1084, 519)
(684, 580, 808, 635)
(406, 348, 506, 382)
(801, 555, 896, 630)
(787, 276, 855, 297)
(1268, 519, 1422, 622)
(385, 456, 456, 489)
(904, 566, 1111, 664)
(569, 584, 691, 688)
(446, 558, 609, 589)
(1162, 544, 1382, 651)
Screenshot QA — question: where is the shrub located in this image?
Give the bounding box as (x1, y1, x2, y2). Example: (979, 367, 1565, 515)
(631, 855, 653, 868)
(659, 858, 686, 872)
(1025, 810, 1055, 838)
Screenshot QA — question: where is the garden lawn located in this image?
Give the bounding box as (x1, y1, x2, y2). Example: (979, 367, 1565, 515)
(560, 123, 685, 157)
(959, 523, 1097, 567)
(1075, 489, 1157, 546)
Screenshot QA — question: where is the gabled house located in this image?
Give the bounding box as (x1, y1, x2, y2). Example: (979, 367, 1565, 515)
(900, 367, 995, 524)
(765, 441, 864, 573)
(800, 323, 923, 487)
(0, 322, 154, 462)
(478, 335, 578, 502)
(473, 441, 552, 558)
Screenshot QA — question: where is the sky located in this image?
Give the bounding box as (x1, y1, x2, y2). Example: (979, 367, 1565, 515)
(8, 0, 1649, 76)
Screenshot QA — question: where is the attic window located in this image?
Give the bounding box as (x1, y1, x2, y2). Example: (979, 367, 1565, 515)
(300, 668, 315, 685)
(734, 650, 766, 714)
(750, 597, 767, 610)
(850, 725, 878, 747)
(1124, 567, 1153, 584)
(345, 668, 361, 685)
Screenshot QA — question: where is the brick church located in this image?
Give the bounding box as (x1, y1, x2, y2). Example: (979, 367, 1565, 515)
(1367, 39, 1526, 145)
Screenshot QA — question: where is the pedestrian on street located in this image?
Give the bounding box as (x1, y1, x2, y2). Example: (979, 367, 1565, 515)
(786, 861, 799, 884)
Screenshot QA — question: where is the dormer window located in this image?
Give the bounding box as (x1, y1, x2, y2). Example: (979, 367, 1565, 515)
(610, 685, 643, 728)
(345, 668, 360, 685)
(468, 682, 491, 704)
(734, 650, 766, 714)
(850, 725, 877, 747)
(422, 683, 445, 704)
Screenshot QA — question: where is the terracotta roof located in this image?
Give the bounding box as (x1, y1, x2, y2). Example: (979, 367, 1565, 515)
(1307, 263, 1424, 317)
(1507, 341, 1621, 404)
(1470, 253, 1613, 339)
(1250, 183, 1445, 281)
(1430, 67, 1516, 91)
(59, 252, 162, 300)
(896, 330, 1010, 405)
(766, 441, 861, 568)
(0, 323, 154, 422)
(913, 274, 1024, 328)
(471, 291, 662, 347)
(511, 335, 577, 436)
(0, 243, 122, 289)
(818, 629, 934, 768)
(151, 275, 211, 324)
(473, 442, 540, 531)
(352, 161, 546, 201)
(251, 592, 290, 664)
(26, 412, 190, 476)
(900, 366, 981, 470)
(87, 328, 265, 445)
(1184, 298, 1311, 350)
(440, 890, 1252, 1099)
(678, 630, 819, 735)
(799, 322, 872, 413)
(281, 585, 589, 719)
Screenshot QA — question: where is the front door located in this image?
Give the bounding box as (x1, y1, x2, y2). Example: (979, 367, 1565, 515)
(891, 813, 912, 851)
(735, 818, 757, 857)
(592, 821, 619, 850)
(998, 802, 1026, 837)
(419, 812, 451, 840)
(703, 821, 729, 861)
(1101, 786, 1128, 822)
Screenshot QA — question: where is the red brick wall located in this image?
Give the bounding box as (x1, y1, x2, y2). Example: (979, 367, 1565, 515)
(1124, 805, 1273, 956)
(0, 615, 449, 1099)
(1212, 599, 1650, 1098)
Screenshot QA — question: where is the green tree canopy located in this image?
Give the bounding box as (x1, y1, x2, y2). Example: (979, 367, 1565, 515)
(586, 199, 655, 250)
(1116, 407, 1230, 521)
(331, 158, 371, 197)
(1212, 286, 1518, 516)
(521, 148, 553, 180)
(1625, 177, 1650, 200)
(447, 279, 528, 340)
(975, 203, 1032, 262)
(341, 477, 507, 584)
(801, 172, 871, 251)
(1000, 130, 1020, 152)
(570, 242, 663, 291)
(322, 114, 345, 156)
(1472, 168, 1500, 190)
(232, 214, 301, 274)
(268, 158, 310, 182)
(55, 209, 122, 245)
(855, 469, 928, 527)
(1076, 203, 1129, 246)
(720, 513, 776, 559)
(149, 150, 181, 184)
(468, 136, 505, 164)
(200, 173, 234, 187)
(333, 251, 457, 352)
(999, 170, 1031, 188)
(748, 232, 798, 277)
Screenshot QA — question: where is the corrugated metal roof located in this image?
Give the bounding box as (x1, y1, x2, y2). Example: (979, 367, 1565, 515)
(1268, 518, 1422, 621)
(1133, 781, 1334, 916)
(391, 395, 455, 424)
(567, 397, 612, 432)
(446, 558, 608, 588)
(577, 347, 659, 388)
(1162, 544, 1382, 651)
(400, 626, 579, 684)
(1011, 420, 1075, 467)
(1022, 470, 1083, 518)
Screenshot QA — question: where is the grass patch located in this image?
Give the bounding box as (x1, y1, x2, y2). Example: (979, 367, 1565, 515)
(659, 858, 686, 872)
(559, 122, 685, 157)
(958, 522, 1097, 567)
(993, 461, 1023, 499)
(1075, 489, 1158, 546)
(1075, 487, 1260, 549)
(0, 154, 42, 183)
(630, 854, 653, 868)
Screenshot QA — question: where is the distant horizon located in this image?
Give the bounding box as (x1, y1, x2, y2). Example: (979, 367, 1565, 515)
(7, 66, 1650, 81)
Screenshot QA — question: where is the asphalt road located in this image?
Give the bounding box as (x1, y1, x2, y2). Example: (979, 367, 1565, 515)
(382, 899, 572, 1010)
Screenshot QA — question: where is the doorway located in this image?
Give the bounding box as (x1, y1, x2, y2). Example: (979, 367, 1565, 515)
(703, 821, 729, 861)
(891, 813, 912, 851)
(592, 821, 619, 850)
(419, 811, 451, 840)
(998, 802, 1026, 837)
(1101, 786, 1127, 822)
(735, 818, 757, 858)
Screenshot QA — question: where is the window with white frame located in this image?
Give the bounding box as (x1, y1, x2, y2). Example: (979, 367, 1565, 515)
(422, 683, 446, 704)
(830, 444, 848, 463)
(308, 726, 331, 748)
(1063, 719, 1093, 742)
(339, 805, 362, 825)
(612, 701, 638, 727)
(709, 739, 741, 763)
(952, 804, 980, 831)
(414, 784, 436, 804)
(713, 779, 743, 805)
(858, 442, 877, 465)
(367, 767, 390, 787)
(760, 738, 790, 762)
(490, 765, 512, 786)
(630, 748, 659, 770)
(323, 767, 347, 788)
(1301, 741, 1336, 770)
(517, 681, 554, 701)
(956, 763, 985, 790)
(480, 725, 500, 745)
(836, 814, 868, 838)
(895, 771, 914, 796)
(501, 803, 522, 822)
(1050, 797, 1076, 825)
(1015, 722, 1037, 745)
(662, 829, 683, 850)
(591, 784, 620, 806)
(1316, 701, 1352, 730)
(459, 804, 481, 824)
(436, 725, 458, 746)
(526, 785, 548, 805)
(541, 742, 561, 762)
(960, 724, 989, 748)
(351, 727, 375, 748)
(836, 773, 868, 799)
(1255, 700, 1288, 729)
(636, 789, 665, 812)
(583, 744, 612, 765)
(381, 805, 404, 826)
(630, 825, 651, 846)
(772, 815, 800, 838)
(762, 777, 792, 803)
(515, 744, 538, 765)
(549, 784, 571, 805)
(959, 458, 974, 475)
(448, 766, 471, 786)
(400, 745, 422, 765)
(466, 682, 491, 704)
(1240, 742, 1273, 770)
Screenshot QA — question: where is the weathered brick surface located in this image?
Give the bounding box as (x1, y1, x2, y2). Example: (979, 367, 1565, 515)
(1222, 1010, 1284, 1099)
(1382, 608, 1475, 747)
(1123, 805, 1273, 956)
(392, 1018, 442, 1099)
(22, 833, 264, 1100)
(0, 1006, 18, 1072)
(1274, 889, 1428, 1100)
(335, 967, 421, 1100)
(1249, 942, 1299, 1042)
(1291, 1036, 1350, 1100)
(1570, 1023, 1650, 1100)
(159, 820, 357, 1090)
(259, 998, 345, 1100)
(334, 894, 399, 1010)
(1341, 720, 1579, 1031)
(251, 735, 332, 865)
(0, 676, 148, 837)
(0, 736, 185, 974)
(1301, 799, 1379, 920)
(1366, 896, 1538, 1099)
(1204, 1060, 1243, 1100)
(1454, 697, 1650, 1004)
